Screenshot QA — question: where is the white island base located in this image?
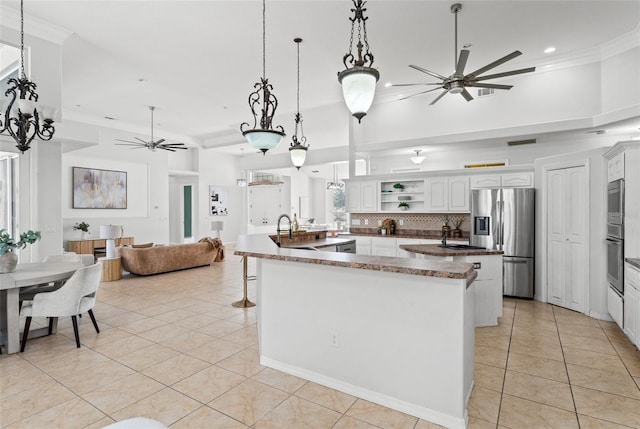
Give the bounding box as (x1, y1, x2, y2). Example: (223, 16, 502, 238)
(256, 258, 475, 429)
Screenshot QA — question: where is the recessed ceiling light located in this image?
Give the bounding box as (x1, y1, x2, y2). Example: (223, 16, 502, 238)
(544, 47, 556, 54)
(137, 78, 146, 82)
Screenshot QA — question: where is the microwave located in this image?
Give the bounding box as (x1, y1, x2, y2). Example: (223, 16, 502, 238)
(607, 179, 624, 226)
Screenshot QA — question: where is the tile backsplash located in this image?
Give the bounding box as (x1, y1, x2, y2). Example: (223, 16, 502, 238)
(349, 213, 471, 238)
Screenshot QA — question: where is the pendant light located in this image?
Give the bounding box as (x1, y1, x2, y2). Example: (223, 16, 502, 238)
(327, 164, 344, 190)
(0, 0, 56, 153)
(410, 149, 425, 165)
(289, 38, 310, 170)
(240, 0, 285, 155)
(337, 0, 380, 123)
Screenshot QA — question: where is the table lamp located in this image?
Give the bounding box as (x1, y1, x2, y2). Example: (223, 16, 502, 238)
(211, 221, 223, 239)
(100, 225, 121, 258)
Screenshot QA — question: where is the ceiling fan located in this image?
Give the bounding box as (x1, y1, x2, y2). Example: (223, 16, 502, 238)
(389, 3, 536, 105)
(115, 106, 187, 152)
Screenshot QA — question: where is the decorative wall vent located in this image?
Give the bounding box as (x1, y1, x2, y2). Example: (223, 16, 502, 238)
(464, 162, 507, 169)
(477, 87, 495, 97)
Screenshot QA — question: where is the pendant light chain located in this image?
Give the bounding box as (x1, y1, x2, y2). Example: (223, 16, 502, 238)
(20, 0, 26, 78)
(262, 0, 266, 80)
(296, 40, 300, 115)
(454, 6, 458, 69)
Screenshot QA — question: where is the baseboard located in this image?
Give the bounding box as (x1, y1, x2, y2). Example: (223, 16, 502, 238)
(589, 310, 614, 321)
(260, 356, 467, 429)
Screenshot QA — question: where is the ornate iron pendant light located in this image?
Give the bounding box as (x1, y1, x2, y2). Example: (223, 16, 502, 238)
(289, 38, 309, 170)
(0, 0, 56, 153)
(240, 0, 285, 155)
(337, 0, 380, 123)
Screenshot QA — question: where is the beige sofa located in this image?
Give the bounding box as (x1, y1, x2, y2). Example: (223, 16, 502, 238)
(116, 238, 224, 276)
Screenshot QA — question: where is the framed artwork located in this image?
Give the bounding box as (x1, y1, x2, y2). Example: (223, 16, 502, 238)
(72, 167, 127, 209)
(209, 185, 228, 216)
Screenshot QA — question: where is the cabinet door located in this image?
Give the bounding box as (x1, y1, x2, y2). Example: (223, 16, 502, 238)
(449, 176, 470, 212)
(470, 175, 501, 189)
(361, 181, 378, 212)
(608, 152, 625, 183)
(501, 172, 533, 188)
(624, 284, 637, 345)
(354, 236, 372, 255)
(250, 185, 282, 225)
(371, 238, 397, 257)
(345, 182, 362, 212)
(425, 177, 448, 212)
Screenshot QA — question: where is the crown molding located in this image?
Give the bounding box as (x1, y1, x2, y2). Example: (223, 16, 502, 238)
(0, 4, 73, 46)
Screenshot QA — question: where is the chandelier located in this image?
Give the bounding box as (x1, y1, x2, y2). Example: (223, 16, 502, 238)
(337, 0, 380, 123)
(289, 38, 310, 170)
(240, 0, 285, 155)
(0, 0, 56, 153)
(410, 149, 425, 165)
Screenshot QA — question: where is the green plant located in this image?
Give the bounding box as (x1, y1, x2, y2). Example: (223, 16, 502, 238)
(398, 202, 409, 208)
(73, 222, 90, 232)
(393, 183, 404, 190)
(0, 229, 41, 255)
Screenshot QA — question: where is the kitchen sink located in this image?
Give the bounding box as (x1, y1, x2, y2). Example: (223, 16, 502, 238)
(439, 244, 486, 250)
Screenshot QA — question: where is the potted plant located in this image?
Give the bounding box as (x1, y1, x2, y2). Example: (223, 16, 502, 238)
(398, 202, 409, 210)
(380, 226, 388, 235)
(73, 221, 90, 240)
(393, 183, 405, 191)
(452, 217, 464, 238)
(0, 229, 42, 273)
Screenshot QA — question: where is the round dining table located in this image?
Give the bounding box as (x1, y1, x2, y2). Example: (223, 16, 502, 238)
(0, 262, 83, 354)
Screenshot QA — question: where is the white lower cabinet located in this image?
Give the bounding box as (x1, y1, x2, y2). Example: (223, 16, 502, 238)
(624, 263, 640, 346)
(396, 238, 429, 258)
(371, 237, 397, 257)
(608, 286, 624, 331)
(354, 236, 372, 256)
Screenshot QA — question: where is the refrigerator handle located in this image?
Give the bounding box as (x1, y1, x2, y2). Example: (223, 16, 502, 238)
(497, 200, 503, 249)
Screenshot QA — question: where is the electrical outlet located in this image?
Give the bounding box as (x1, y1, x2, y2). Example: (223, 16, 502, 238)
(330, 331, 340, 348)
(352, 219, 361, 226)
(377, 220, 382, 226)
(364, 219, 369, 225)
(399, 219, 404, 226)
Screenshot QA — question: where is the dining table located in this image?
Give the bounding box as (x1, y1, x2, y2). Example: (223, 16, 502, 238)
(0, 262, 83, 354)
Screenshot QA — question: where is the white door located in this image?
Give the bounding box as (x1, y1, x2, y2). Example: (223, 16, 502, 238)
(249, 185, 282, 226)
(426, 177, 448, 212)
(449, 176, 470, 212)
(360, 181, 378, 212)
(546, 165, 588, 312)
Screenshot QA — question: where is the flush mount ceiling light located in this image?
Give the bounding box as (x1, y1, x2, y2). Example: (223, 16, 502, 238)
(240, 0, 285, 155)
(0, 0, 56, 153)
(410, 149, 425, 165)
(388, 3, 536, 105)
(115, 106, 187, 152)
(337, 0, 380, 123)
(289, 38, 310, 170)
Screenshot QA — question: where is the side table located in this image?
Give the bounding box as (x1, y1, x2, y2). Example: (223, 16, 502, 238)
(98, 257, 122, 281)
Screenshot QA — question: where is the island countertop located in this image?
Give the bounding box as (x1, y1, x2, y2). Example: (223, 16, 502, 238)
(234, 234, 476, 281)
(277, 237, 355, 249)
(399, 244, 504, 257)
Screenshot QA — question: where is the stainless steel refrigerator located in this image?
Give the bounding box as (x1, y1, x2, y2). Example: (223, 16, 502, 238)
(471, 188, 535, 298)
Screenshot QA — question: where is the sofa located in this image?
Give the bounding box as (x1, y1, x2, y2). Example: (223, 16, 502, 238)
(116, 237, 224, 276)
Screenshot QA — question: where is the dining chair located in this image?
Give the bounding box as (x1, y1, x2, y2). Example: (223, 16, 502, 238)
(20, 262, 103, 352)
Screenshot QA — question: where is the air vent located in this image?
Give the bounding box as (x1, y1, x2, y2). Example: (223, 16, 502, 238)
(477, 88, 495, 97)
(507, 139, 537, 146)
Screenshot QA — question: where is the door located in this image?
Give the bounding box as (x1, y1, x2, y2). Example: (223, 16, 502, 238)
(502, 188, 535, 257)
(504, 256, 534, 297)
(448, 176, 470, 212)
(470, 189, 500, 250)
(425, 177, 448, 211)
(249, 185, 282, 226)
(183, 185, 193, 243)
(546, 166, 588, 312)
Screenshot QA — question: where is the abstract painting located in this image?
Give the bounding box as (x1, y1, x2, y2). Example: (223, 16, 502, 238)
(209, 185, 228, 215)
(72, 167, 127, 209)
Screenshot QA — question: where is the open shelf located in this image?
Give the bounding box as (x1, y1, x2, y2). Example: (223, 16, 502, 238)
(380, 179, 425, 212)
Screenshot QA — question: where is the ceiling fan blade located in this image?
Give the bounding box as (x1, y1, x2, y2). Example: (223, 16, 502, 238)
(388, 83, 443, 87)
(455, 49, 470, 76)
(429, 89, 449, 105)
(409, 64, 448, 81)
(474, 67, 536, 82)
(159, 146, 177, 152)
(162, 142, 186, 146)
(466, 82, 513, 90)
(115, 139, 142, 144)
(135, 137, 148, 144)
(398, 87, 443, 101)
(115, 142, 146, 147)
(460, 88, 474, 102)
(466, 50, 522, 78)
(154, 138, 166, 144)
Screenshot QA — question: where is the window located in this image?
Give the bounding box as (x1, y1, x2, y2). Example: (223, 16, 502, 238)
(0, 153, 19, 238)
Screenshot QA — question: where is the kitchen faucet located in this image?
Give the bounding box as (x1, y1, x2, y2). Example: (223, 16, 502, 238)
(276, 214, 293, 246)
(441, 229, 447, 246)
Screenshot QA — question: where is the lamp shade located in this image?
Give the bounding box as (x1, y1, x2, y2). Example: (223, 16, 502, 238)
(338, 66, 379, 122)
(289, 144, 308, 170)
(100, 225, 121, 239)
(243, 129, 284, 153)
(211, 221, 224, 238)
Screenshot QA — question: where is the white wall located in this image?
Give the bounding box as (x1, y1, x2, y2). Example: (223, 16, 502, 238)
(290, 169, 311, 221)
(311, 178, 327, 224)
(601, 47, 640, 113)
(534, 147, 608, 319)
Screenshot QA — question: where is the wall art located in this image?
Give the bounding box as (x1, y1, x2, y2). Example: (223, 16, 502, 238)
(209, 185, 228, 216)
(72, 167, 127, 209)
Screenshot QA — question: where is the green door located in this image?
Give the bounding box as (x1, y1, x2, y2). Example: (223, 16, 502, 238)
(183, 185, 192, 238)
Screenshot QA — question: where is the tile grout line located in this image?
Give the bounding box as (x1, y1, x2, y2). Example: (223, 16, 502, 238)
(494, 300, 516, 429)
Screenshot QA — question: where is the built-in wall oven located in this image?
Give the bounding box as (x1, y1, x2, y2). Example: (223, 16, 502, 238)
(607, 179, 625, 297)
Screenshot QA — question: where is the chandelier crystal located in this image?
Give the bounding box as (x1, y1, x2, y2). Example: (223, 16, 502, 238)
(289, 38, 309, 170)
(240, 0, 285, 155)
(337, 0, 380, 123)
(0, 0, 56, 153)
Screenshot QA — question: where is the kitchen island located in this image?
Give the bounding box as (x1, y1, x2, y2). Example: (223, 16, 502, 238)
(235, 234, 477, 429)
(400, 244, 504, 327)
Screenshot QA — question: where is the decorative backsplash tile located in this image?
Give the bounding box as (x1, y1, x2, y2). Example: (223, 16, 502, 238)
(350, 213, 471, 239)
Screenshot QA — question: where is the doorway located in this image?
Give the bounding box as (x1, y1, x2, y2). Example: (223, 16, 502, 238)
(183, 185, 194, 243)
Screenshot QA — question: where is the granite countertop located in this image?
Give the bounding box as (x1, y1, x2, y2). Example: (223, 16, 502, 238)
(278, 237, 355, 249)
(627, 258, 640, 270)
(399, 244, 504, 257)
(235, 234, 476, 281)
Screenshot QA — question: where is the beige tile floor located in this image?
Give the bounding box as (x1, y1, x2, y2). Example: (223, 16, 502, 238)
(1, 251, 640, 428)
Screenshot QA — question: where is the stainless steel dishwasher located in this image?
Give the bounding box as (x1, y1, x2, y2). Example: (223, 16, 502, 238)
(336, 242, 356, 253)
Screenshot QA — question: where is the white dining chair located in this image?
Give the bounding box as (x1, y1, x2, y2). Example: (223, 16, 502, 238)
(20, 262, 103, 352)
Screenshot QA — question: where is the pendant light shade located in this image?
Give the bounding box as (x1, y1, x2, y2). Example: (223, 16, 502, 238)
(289, 38, 310, 170)
(410, 149, 425, 165)
(337, 0, 380, 123)
(240, 0, 285, 155)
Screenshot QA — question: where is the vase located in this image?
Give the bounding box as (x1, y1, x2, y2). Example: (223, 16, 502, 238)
(0, 251, 19, 273)
(81, 231, 89, 240)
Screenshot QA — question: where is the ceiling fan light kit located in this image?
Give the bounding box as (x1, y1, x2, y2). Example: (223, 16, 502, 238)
(240, 0, 285, 155)
(0, 0, 56, 153)
(338, 0, 380, 123)
(289, 38, 310, 170)
(115, 106, 187, 152)
(390, 2, 536, 105)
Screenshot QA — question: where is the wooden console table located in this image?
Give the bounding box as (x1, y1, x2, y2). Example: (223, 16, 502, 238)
(68, 237, 134, 255)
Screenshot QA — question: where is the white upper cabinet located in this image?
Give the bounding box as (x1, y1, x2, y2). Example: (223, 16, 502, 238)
(426, 176, 469, 212)
(471, 172, 534, 189)
(345, 180, 378, 212)
(607, 152, 625, 183)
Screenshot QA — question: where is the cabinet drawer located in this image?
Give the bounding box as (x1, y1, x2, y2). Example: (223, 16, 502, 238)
(626, 263, 640, 289)
(501, 172, 533, 188)
(470, 175, 501, 189)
